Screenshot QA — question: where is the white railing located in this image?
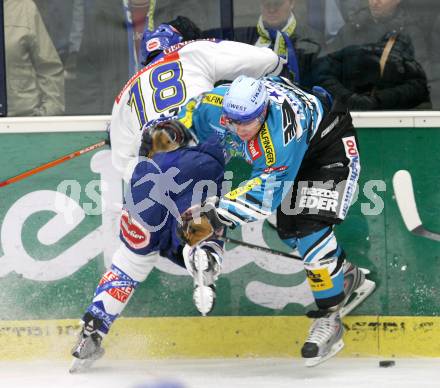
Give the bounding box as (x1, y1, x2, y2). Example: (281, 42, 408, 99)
(0, 111, 440, 133)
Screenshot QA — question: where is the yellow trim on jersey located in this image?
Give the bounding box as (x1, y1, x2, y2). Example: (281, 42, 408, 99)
(202, 93, 224, 107)
(259, 123, 276, 166)
(225, 177, 263, 200)
(178, 99, 197, 129)
(2, 316, 440, 360)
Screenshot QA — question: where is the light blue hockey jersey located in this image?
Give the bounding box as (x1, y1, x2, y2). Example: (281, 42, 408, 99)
(178, 76, 326, 226)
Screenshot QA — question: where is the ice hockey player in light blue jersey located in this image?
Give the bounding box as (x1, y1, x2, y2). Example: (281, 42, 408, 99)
(177, 75, 375, 367)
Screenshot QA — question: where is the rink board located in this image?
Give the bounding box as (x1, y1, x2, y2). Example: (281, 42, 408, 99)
(2, 117, 440, 360)
(1, 316, 440, 360)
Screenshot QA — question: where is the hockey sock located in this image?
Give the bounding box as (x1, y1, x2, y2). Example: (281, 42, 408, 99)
(297, 227, 345, 310)
(281, 237, 298, 250)
(84, 264, 139, 335)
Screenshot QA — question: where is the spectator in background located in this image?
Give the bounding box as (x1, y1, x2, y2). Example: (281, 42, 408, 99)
(234, 0, 322, 87)
(4, 0, 64, 116)
(314, 0, 431, 110)
(67, 0, 153, 115)
(307, 0, 367, 43)
(34, 0, 85, 66)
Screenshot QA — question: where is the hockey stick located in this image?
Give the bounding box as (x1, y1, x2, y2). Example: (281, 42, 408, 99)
(0, 140, 108, 188)
(220, 235, 302, 261)
(392, 169, 440, 242)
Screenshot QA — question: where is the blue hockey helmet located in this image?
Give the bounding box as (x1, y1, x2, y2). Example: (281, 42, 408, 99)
(141, 24, 183, 64)
(222, 76, 269, 124)
(141, 16, 202, 65)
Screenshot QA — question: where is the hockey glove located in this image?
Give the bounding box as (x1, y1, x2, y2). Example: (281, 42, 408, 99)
(139, 119, 195, 157)
(178, 197, 232, 247)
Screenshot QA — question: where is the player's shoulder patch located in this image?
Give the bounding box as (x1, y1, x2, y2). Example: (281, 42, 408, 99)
(120, 209, 151, 250)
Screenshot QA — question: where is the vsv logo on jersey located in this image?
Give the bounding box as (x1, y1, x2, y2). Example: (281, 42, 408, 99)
(259, 123, 276, 166)
(247, 139, 262, 160)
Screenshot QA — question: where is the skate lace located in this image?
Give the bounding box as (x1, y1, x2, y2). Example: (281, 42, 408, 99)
(307, 316, 336, 344)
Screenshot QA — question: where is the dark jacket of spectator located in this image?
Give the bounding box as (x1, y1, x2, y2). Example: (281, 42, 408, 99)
(314, 5, 431, 110)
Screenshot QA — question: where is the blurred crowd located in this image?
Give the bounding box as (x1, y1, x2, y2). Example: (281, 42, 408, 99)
(3, 0, 440, 116)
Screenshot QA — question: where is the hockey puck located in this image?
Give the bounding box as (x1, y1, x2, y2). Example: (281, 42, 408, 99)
(379, 360, 395, 368)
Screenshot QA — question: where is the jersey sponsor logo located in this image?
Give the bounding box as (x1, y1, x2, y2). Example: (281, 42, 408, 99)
(298, 187, 339, 213)
(343, 137, 359, 157)
(225, 177, 262, 200)
(99, 270, 134, 303)
(203, 93, 223, 107)
(263, 165, 287, 174)
(120, 209, 151, 250)
(340, 136, 360, 218)
(259, 123, 276, 166)
(247, 139, 262, 160)
(146, 38, 161, 51)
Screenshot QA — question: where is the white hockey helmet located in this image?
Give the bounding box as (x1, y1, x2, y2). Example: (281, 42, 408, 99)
(222, 76, 269, 124)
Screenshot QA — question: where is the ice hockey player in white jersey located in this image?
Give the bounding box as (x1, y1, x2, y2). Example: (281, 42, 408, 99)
(70, 16, 285, 373)
(109, 16, 286, 181)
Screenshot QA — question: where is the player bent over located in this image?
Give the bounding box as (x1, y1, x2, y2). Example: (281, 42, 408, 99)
(70, 121, 225, 372)
(177, 75, 376, 366)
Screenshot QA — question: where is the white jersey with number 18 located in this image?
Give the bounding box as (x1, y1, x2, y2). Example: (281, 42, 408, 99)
(110, 38, 285, 180)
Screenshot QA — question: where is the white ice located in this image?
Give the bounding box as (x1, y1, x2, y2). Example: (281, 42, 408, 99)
(0, 358, 439, 388)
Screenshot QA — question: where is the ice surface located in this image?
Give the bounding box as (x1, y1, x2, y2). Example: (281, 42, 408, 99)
(0, 358, 438, 388)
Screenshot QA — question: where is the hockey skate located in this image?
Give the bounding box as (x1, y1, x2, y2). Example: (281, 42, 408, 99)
(301, 309, 344, 367)
(340, 262, 376, 318)
(69, 314, 105, 373)
(190, 245, 222, 316)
